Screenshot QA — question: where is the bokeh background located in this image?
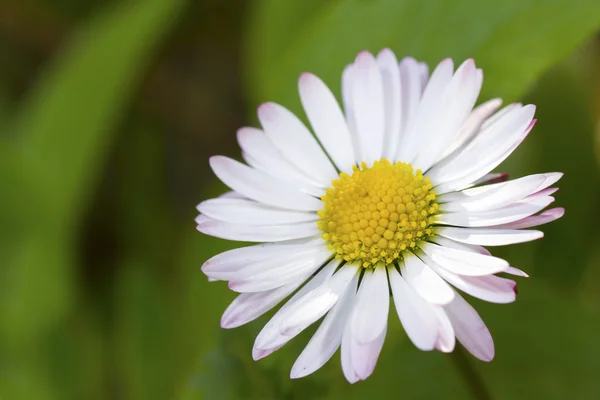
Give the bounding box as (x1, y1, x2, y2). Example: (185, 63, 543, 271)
(1, 0, 600, 399)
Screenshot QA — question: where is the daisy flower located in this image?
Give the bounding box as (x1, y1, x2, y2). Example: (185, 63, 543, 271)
(196, 49, 564, 383)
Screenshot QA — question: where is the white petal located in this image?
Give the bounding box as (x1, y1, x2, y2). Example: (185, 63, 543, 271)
(399, 58, 454, 164)
(401, 253, 455, 305)
(388, 268, 437, 350)
(504, 266, 529, 277)
(431, 236, 491, 256)
(429, 105, 535, 192)
(341, 64, 362, 163)
(418, 62, 430, 89)
(351, 51, 385, 165)
(420, 242, 508, 276)
(209, 156, 322, 211)
(290, 273, 358, 379)
(440, 172, 562, 212)
(201, 238, 322, 278)
(252, 260, 341, 357)
(257, 102, 337, 185)
(377, 49, 402, 161)
(228, 248, 332, 292)
(197, 198, 318, 226)
(278, 265, 358, 336)
(439, 173, 549, 212)
(414, 59, 482, 172)
(351, 268, 389, 344)
(432, 306, 455, 352)
(436, 195, 555, 227)
(528, 187, 558, 198)
(437, 226, 544, 246)
(439, 98, 503, 161)
(493, 207, 564, 229)
(481, 102, 522, 129)
(350, 324, 387, 380)
(221, 280, 304, 328)
(341, 312, 360, 384)
(395, 57, 428, 162)
(444, 292, 494, 361)
(298, 73, 356, 174)
(197, 219, 320, 243)
(427, 258, 517, 304)
(195, 214, 211, 224)
(237, 127, 325, 196)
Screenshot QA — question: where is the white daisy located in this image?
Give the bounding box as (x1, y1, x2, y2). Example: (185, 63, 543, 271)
(196, 49, 564, 383)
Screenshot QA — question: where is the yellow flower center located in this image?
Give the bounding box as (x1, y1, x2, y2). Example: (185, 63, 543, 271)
(317, 159, 439, 268)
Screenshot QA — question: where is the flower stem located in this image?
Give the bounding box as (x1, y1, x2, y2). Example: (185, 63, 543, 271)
(450, 344, 492, 400)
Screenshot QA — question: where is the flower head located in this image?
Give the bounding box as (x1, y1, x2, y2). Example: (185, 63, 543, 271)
(196, 49, 564, 383)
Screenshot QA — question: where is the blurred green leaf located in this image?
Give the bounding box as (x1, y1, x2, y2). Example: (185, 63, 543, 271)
(11, 0, 183, 229)
(0, 0, 184, 398)
(246, 0, 600, 112)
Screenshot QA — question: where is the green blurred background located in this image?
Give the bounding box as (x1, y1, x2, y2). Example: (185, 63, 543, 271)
(1, 0, 600, 399)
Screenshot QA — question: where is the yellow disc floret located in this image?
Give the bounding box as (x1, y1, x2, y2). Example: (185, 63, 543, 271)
(317, 158, 439, 268)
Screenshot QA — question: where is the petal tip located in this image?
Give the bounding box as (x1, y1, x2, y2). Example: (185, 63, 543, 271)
(355, 50, 375, 65)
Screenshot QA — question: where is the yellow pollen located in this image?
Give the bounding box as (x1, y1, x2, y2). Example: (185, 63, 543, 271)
(317, 158, 439, 268)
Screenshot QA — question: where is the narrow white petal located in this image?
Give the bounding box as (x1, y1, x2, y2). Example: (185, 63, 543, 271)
(218, 191, 246, 199)
(201, 238, 322, 276)
(432, 236, 491, 256)
(399, 58, 454, 164)
(432, 306, 456, 352)
(444, 292, 494, 361)
(400, 253, 454, 304)
(252, 260, 341, 357)
(278, 265, 358, 336)
(439, 174, 548, 212)
(257, 102, 337, 185)
(418, 62, 430, 89)
(429, 105, 535, 191)
(195, 214, 212, 224)
(198, 198, 318, 226)
(395, 57, 428, 162)
(299, 73, 356, 174)
(481, 103, 522, 129)
(492, 207, 564, 229)
(341, 313, 360, 384)
(377, 49, 402, 160)
(197, 220, 320, 243)
(414, 59, 482, 172)
(350, 324, 387, 380)
(427, 258, 517, 303)
(237, 127, 325, 196)
(439, 98, 503, 161)
(527, 187, 558, 198)
(351, 51, 386, 164)
(440, 172, 562, 212)
(436, 196, 555, 227)
(388, 268, 437, 350)
(209, 156, 322, 211)
(504, 266, 529, 277)
(437, 226, 544, 246)
(221, 280, 304, 328)
(228, 248, 332, 292)
(352, 268, 389, 344)
(401, 254, 455, 305)
(341, 64, 362, 163)
(420, 242, 508, 276)
(290, 274, 358, 379)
